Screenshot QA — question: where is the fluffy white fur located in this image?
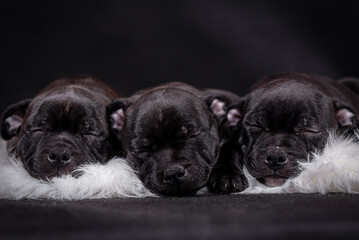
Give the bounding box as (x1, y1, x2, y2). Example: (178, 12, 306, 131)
(0, 133, 358, 200)
(242, 134, 359, 194)
(0, 140, 155, 200)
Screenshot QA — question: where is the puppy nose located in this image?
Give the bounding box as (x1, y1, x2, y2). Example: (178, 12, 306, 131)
(47, 148, 72, 167)
(163, 165, 186, 183)
(264, 151, 287, 170)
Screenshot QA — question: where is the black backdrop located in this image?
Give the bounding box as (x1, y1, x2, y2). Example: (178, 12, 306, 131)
(2, 1, 359, 113)
(2, 2, 359, 239)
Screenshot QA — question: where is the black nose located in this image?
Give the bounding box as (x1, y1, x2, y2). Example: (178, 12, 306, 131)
(47, 148, 72, 167)
(264, 151, 287, 170)
(163, 165, 186, 183)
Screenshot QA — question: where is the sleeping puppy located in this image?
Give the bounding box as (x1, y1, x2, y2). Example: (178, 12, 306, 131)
(107, 82, 239, 196)
(1, 74, 120, 179)
(227, 72, 359, 187)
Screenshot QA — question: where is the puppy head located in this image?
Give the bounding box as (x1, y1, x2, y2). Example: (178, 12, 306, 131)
(228, 80, 357, 187)
(1, 88, 113, 179)
(108, 88, 225, 196)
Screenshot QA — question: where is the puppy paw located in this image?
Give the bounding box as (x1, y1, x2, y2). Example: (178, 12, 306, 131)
(208, 171, 248, 194)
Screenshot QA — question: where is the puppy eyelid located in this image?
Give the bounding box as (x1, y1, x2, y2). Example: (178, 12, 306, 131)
(244, 122, 267, 131)
(84, 132, 98, 136)
(187, 130, 201, 139)
(295, 128, 321, 134)
(30, 128, 45, 134)
(130, 150, 149, 159)
(305, 128, 321, 133)
(244, 120, 258, 126)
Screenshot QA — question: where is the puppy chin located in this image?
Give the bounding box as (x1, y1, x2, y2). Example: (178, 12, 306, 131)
(27, 162, 77, 179)
(259, 175, 288, 187)
(28, 169, 69, 179)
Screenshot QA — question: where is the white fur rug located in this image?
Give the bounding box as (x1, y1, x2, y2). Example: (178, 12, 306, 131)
(0, 140, 155, 200)
(241, 134, 359, 194)
(0, 134, 358, 200)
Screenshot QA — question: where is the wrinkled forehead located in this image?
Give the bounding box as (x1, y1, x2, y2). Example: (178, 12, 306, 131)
(29, 92, 104, 121)
(246, 82, 329, 120)
(254, 80, 321, 100)
(127, 90, 210, 132)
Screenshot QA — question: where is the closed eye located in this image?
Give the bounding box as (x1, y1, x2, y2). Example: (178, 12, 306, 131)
(178, 125, 202, 139)
(130, 149, 150, 159)
(245, 122, 268, 132)
(247, 124, 261, 129)
(176, 128, 202, 143)
(82, 132, 102, 142)
(129, 139, 155, 158)
(31, 128, 44, 132)
(30, 128, 45, 137)
(305, 128, 321, 133)
(295, 128, 322, 135)
(83, 131, 98, 135)
(188, 130, 201, 139)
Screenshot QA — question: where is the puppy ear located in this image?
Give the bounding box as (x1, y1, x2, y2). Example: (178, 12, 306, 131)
(336, 108, 356, 127)
(1, 99, 31, 140)
(227, 107, 241, 127)
(333, 100, 358, 129)
(209, 97, 226, 117)
(107, 98, 132, 134)
(226, 98, 246, 127)
(204, 96, 227, 119)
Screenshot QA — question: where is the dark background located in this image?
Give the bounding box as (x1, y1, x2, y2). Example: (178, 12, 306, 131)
(2, 1, 359, 113)
(2, 2, 359, 239)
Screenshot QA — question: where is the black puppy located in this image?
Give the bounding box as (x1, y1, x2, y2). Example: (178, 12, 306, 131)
(227, 72, 359, 187)
(1, 75, 120, 178)
(107, 82, 241, 196)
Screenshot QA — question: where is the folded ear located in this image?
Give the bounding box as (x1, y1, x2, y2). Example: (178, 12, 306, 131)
(1, 99, 31, 140)
(227, 107, 241, 127)
(226, 98, 247, 128)
(333, 100, 358, 130)
(107, 98, 133, 136)
(203, 95, 227, 123)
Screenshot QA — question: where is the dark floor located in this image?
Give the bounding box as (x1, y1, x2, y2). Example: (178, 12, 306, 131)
(1, 194, 359, 240)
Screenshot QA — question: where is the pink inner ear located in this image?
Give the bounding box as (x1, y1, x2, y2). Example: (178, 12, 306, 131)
(110, 108, 125, 131)
(210, 99, 226, 116)
(336, 108, 355, 126)
(227, 108, 241, 126)
(5, 113, 24, 134)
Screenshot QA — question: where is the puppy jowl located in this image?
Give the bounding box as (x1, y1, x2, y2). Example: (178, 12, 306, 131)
(228, 72, 359, 187)
(1, 74, 120, 179)
(108, 82, 231, 196)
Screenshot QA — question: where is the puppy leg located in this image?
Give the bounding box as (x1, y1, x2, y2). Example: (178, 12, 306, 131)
(208, 140, 248, 194)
